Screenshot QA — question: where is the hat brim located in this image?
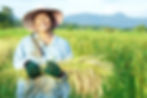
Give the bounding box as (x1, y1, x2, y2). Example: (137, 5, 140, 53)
(23, 8, 62, 29)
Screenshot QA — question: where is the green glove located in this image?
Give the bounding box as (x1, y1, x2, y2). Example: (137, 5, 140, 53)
(44, 61, 65, 78)
(24, 60, 41, 79)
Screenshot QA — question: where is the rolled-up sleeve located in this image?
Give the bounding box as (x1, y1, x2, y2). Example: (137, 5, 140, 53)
(63, 41, 73, 60)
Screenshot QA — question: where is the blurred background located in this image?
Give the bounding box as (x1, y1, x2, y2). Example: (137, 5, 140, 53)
(0, 0, 147, 98)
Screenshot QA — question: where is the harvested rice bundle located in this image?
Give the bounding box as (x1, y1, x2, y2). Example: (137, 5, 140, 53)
(60, 56, 113, 97)
(16, 56, 112, 97)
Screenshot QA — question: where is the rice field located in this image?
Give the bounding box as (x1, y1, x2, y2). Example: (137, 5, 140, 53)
(0, 28, 147, 98)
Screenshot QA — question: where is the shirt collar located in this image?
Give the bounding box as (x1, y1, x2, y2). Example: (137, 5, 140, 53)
(33, 33, 57, 47)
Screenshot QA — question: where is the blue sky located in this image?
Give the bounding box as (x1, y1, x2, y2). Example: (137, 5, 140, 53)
(0, 0, 147, 18)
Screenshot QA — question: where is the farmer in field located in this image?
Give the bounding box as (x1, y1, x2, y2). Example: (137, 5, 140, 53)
(13, 8, 72, 98)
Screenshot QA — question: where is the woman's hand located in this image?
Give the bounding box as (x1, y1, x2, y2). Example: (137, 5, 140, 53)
(24, 60, 42, 79)
(44, 61, 65, 78)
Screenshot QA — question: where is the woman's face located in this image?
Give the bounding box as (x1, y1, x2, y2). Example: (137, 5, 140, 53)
(33, 13, 51, 33)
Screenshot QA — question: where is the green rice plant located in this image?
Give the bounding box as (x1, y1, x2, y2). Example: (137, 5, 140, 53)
(0, 28, 147, 98)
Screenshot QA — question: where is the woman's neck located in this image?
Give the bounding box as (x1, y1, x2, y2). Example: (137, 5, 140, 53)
(38, 31, 53, 45)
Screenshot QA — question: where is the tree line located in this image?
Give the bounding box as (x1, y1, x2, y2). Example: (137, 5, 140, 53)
(0, 6, 20, 28)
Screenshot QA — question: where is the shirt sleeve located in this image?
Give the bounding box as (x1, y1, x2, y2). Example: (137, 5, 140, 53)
(63, 41, 73, 60)
(13, 40, 27, 70)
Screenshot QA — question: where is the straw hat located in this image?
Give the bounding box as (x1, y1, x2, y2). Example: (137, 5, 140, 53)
(23, 8, 62, 31)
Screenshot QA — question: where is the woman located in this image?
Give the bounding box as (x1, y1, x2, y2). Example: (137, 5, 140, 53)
(13, 9, 72, 98)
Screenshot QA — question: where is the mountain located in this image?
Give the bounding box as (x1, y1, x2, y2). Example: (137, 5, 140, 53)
(64, 13, 147, 28)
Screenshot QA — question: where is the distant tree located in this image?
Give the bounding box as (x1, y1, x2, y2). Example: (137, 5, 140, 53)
(0, 6, 17, 28)
(104, 27, 115, 33)
(60, 23, 79, 29)
(135, 25, 147, 32)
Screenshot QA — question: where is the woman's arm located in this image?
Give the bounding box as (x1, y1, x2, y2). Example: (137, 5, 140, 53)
(13, 40, 27, 70)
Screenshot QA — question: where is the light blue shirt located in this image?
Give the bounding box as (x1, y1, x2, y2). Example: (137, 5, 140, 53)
(13, 34, 72, 70)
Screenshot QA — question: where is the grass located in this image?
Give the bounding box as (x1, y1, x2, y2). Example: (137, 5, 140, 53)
(0, 28, 147, 98)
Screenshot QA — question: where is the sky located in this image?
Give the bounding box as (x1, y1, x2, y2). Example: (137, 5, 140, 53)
(0, 0, 147, 18)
